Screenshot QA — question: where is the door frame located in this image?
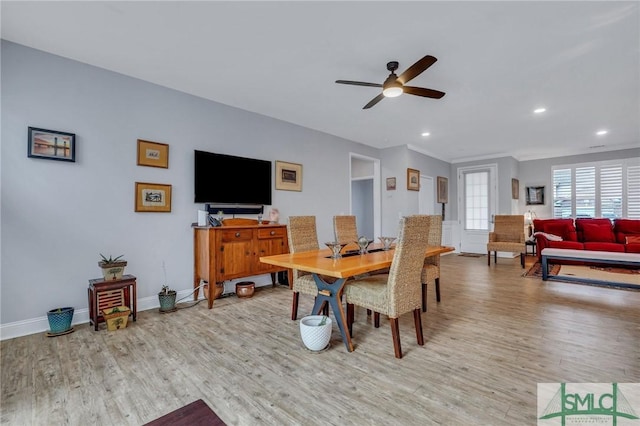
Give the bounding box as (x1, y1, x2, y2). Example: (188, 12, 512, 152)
(349, 153, 381, 239)
(457, 163, 498, 253)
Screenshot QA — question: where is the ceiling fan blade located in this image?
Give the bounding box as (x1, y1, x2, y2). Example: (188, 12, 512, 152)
(397, 55, 437, 85)
(335, 80, 383, 88)
(363, 93, 385, 109)
(403, 86, 446, 99)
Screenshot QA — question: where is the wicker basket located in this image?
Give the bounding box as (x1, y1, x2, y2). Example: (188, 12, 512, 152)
(102, 306, 130, 331)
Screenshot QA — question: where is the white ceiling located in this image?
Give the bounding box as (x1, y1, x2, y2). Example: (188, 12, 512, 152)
(2, 1, 638, 163)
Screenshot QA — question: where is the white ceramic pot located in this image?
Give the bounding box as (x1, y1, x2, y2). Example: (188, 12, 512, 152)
(299, 315, 332, 351)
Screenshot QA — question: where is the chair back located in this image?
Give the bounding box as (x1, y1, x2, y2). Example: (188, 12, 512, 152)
(287, 216, 319, 278)
(386, 215, 431, 317)
(424, 215, 442, 267)
(333, 215, 359, 249)
(493, 215, 525, 242)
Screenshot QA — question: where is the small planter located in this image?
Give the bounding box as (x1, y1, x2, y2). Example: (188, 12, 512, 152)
(235, 281, 255, 298)
(300, 315, 332, 351)
(98, 261, 127, 281)
(158, 290, 177, 313)
(102, 306, 130, 330)
(47, 307, 74, 335)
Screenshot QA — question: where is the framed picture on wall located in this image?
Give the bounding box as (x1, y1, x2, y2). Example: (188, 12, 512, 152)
(137, 139, 169, 168)
(28, 127, 76, 162)
(386, 177, 396, 190)
(526, 186, 545, 205)
(135, 182, 172, 212)
(407, 168, 420, 191)
(275, 160, 302, 191)
(437, 176, 448, 203)
(512, 178, 519, 200)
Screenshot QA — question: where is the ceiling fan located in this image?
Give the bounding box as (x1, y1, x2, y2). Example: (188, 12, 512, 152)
(335, 55, 445, 109)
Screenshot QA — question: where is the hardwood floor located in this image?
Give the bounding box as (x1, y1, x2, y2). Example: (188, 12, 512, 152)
(2, 255, 639, 425)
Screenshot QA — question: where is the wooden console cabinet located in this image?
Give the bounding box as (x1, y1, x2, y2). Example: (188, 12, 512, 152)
(193, 222, 289, 308)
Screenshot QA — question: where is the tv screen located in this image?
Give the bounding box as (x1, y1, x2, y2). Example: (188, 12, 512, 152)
(194, 150, 272, 205)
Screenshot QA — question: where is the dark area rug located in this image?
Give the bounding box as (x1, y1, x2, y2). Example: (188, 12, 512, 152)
(524, 262, 639, 290)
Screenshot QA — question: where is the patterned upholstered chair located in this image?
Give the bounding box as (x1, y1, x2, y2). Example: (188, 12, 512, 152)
(487, 215, 525, 268)
(345, 215, 431, 359)
(421, 215, 442, 312)
(287, 216, 322, 320)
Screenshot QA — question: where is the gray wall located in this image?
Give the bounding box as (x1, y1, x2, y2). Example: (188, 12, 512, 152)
(1, 41, 383, 325)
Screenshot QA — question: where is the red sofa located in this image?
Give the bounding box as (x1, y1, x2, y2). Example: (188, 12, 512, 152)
(533, 218, 640, 262)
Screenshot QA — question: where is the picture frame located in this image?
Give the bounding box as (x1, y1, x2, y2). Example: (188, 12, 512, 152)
(275, 160, 302, 191)
(437, 176, 448, 203)
(28, 127, 76, 162)
(386, 177, 396, 191)
(407, 168, 420, 191)
(526, 186, 545, 205)
(135, 182, 172, 212)
(512, 178, 519, 200)
(137, 139, 169, 168)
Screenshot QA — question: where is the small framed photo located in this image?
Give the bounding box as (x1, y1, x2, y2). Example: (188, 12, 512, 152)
(512, 178, 519, 200)
(526, 186, 545, 205)
(28, 127, 76, 162)
(137, 139, 169, 168)
(135, 182, 172, 212)
(407, 168, 420, 191)
(437, 176, 448, 203)
(275, 160, 302, 191)
(386, 177, 396, 191)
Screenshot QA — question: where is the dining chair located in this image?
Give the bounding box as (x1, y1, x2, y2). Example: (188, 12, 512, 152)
(333, 215, 359, 251)
(421, 215, 442, 312)
(487, 215, 525, 268)
(344, 215, 431, 359)
(287, 216, 323, 320)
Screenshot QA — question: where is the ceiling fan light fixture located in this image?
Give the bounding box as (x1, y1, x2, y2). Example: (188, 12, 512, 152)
(383, 85, 403, 98)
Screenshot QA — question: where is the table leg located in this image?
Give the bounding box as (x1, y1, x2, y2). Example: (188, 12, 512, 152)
(541, 255, 549, 280)
(131, 281, 137, 321)
(311, 275, 353, 352)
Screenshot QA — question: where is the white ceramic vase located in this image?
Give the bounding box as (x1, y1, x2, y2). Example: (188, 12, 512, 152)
(299, 315, 332, 351)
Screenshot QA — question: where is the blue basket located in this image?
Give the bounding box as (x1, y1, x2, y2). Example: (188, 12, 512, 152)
(47, 307, 74, 334)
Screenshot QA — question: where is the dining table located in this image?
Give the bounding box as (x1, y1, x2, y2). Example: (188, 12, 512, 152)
(259, 243, 455, 352)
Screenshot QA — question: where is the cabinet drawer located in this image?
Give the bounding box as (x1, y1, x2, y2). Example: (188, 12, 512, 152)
(257, 227, 286, 239)
(221, 229, 253, 242)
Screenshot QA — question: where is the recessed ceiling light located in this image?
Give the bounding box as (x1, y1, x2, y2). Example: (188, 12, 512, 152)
(596, 130, 608, 136)
(533, 107, 546, 114)
(421, 132, 430, 137)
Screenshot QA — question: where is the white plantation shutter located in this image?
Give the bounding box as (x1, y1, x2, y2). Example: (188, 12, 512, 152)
(552, 158, 638, 219)
(465, 171, 489, 230)
(600, 165, 622, 219)
(553, 169, 572, 218)
(575, 166, 595, 218)
(627, 165, 640, 219)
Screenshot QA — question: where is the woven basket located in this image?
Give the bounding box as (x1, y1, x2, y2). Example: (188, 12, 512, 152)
(102, 306, 130, 331)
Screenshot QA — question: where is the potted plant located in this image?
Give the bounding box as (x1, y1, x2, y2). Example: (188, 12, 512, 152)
(158, 285, 177, 312)
(102, 306, 130, 330)
(98, 254, 127, 281)
(299, 315, 332, 351)
(46, 307, 74, 336)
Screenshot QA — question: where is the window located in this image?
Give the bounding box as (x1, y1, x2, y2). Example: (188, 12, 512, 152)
(552, 158, 639, 219)
(464, 171, 489, 230)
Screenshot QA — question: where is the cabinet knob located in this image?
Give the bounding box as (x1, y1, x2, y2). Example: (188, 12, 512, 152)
(270, 231, 275, 236)
(235, 232, 241, 237)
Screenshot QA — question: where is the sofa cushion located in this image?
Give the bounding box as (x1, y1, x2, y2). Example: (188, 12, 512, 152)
(533, 219, 577, 241)
(581, 223, 616, 243)
(625, 243, 640, 253)
(548, 241, 584, 250)
(575, 218, 613, 242)
(583, 242, 625, 252)
(614, 219, 640, 244)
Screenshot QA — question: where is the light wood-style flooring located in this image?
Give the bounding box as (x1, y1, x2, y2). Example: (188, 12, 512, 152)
(2, 255, 639, 425)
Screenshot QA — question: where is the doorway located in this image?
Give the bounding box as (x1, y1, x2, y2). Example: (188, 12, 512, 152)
(457, 164, 498, 253)
(349, 153, 381, 239)
(419, 175, 435, 215)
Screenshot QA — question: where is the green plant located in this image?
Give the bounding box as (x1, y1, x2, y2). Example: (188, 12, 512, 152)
(318, 315, 328, 326)
(99, 254, 125, 265)
(160, 285, 175, 295)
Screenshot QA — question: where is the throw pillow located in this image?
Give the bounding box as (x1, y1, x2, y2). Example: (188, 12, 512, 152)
(533, 232, 563, 242)
(625, 235, 640, 244)
(581, 223, 615, 243)
(545, 223, 569, 240)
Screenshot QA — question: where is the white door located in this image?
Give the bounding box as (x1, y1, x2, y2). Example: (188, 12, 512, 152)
(458, 164, 498, 253)
(419, 175, 435, 215)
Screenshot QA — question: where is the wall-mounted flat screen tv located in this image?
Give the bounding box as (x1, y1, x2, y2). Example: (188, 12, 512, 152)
(194, 150, 272, 205)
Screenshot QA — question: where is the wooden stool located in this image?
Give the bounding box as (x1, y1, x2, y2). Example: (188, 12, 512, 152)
(88, 274, 137, 331)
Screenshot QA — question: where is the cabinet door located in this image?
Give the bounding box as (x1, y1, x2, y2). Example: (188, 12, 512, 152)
(255, 227, 288, 274)
(218, 229, 253, 279)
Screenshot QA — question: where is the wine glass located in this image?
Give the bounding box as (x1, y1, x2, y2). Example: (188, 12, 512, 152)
(357, 236, 372, 254)
(325, 241, 347, 259)
(379, 236, 396, 251)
